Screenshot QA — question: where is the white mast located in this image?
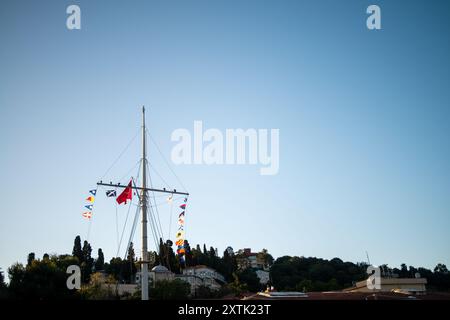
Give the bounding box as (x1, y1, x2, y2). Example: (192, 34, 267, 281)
(141, 106, 149, 300)
(96, 106, 189, 299)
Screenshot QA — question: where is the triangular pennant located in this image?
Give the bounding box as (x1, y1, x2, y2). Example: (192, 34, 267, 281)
(85, 204, 93, 211)
(184, 197, 188, 203)
(180, 204, 186, 210)
(82, 212, 92, 219)
(86, 196, 95, 203)
(179, 211, 185, 218)
(89, 189, 97, 196)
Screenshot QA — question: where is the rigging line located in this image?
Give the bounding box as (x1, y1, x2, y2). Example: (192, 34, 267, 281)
(147, 161, 164, 240)
(116, 197, 135, 257)
(147, 204, 160, 256)
(148, 163, 172, 190)
(148, 195, 162, 243)
(115, 201, 119, 251)
(129, 161, 142, 206)
(168, 193, 174, 244)
(146, 162, 162, 239)
(147, 129, 188, 192)
(118, 159, 141, 183)
(86, 218, 92, 242)
(125, 175, 144, 260)
(124, 203, 140, 260)
(148, 161, 165, 240)
(100, 128, 139, 181)
(149, 196, 184, 208)
(183, 196, 189, 242)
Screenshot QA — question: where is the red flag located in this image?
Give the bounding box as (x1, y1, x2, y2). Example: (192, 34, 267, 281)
(116, 180, 133, 205)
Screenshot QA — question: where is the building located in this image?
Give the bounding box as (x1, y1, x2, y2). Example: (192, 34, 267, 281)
(255, 270, 270, 285)
(176, 265, 225, 296)
(136, 264, 226, 296)
(135, 265, 174, 287)
(344, 277, 427, 294)
(237, 248, 266, 270)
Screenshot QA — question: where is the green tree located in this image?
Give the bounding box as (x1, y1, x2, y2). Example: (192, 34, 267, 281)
(270, 256, 367, 292)
(122, 243, 137, 283)
(8, 258, 78, 300)
(0, 267, 8, 299)
(227, 272, 247, 297)
(237, 268, 261, 293)
(95, 248, 105, 271)
(72, 235, 83, 263)
(400, 263, 408, 277)
(107, 257, 124, 281)
(80, 272, 118, 300)
(434, 263, 448, 274)
(183, 240, 192, 267)
(27, 253, 35, 267)
(81, 240, 94, 282)
(257, 249, 274, 270)
(0, 268, 5, 287)
(221, 248, 236, 281)
(149, 279, 190, 300)
(296, 279, 313, 292)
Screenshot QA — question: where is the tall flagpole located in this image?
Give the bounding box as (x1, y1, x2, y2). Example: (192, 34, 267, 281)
(141, 106, 149, 300)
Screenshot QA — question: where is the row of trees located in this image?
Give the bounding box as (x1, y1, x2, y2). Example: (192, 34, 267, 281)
(1, 235, 274, 299)
(269, 256, 450, 292)
(3, 235, 450, 299)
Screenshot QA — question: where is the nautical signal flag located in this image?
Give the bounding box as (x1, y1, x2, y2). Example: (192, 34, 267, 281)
(175, 230, 184, 239)
(180, 204, 186, 209)
(106, 190, 117, 197)
(179, 211, 185, 218)
(176, 239, 184, 246)
(82, 212, 92, 219)
(116, 180, 133, 205)
(82, 188, 97, 221)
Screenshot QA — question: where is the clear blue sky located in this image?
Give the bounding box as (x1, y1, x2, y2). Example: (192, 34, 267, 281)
(1, 0, 449, 274)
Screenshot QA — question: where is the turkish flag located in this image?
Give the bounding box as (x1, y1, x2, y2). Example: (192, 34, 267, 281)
(116, 180, 133, 205)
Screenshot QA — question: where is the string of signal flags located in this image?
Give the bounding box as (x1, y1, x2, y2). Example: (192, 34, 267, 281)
(81, 179, 134, 220)
(81, 178, 189, 265)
